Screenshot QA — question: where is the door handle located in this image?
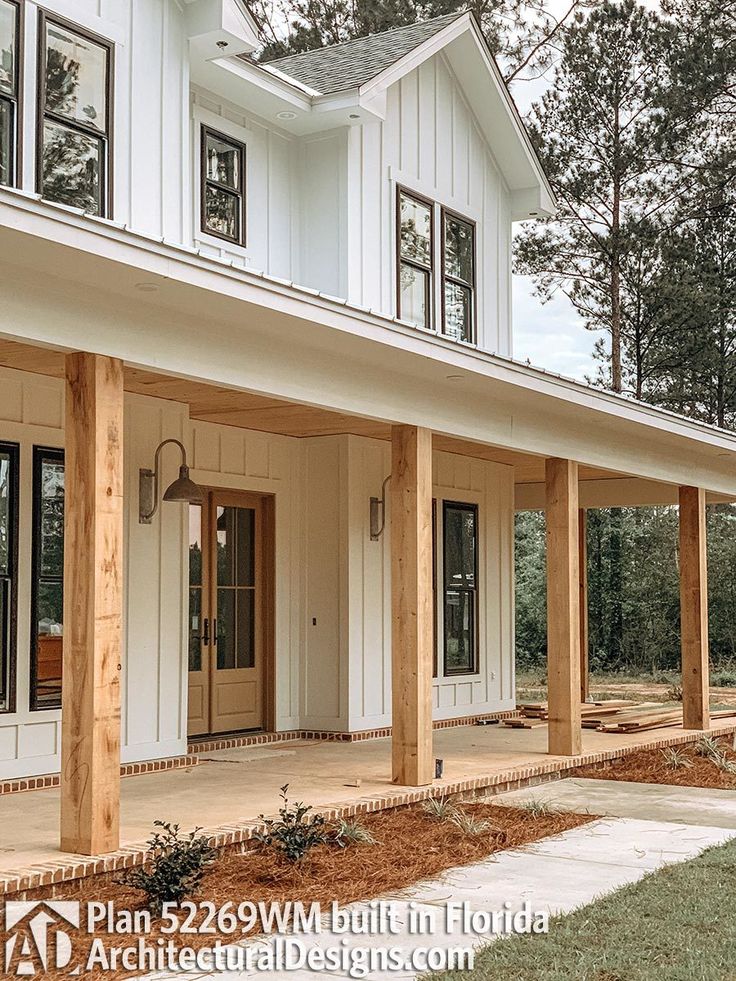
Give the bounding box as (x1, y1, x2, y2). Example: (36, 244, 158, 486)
(213, 619, 218, 646)
(202, 618, 210, 646)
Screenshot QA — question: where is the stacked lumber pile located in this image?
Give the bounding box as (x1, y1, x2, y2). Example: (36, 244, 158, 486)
(507, 701, 736, 733)
(505, 700, 637, 729)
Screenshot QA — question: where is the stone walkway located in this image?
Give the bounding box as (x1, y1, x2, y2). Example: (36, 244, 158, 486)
(151, 779, 736, 980)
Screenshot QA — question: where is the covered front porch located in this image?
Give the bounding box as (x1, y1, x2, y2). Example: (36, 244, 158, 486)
(0, 332, 729, 863)
(3, 717, 736, 893)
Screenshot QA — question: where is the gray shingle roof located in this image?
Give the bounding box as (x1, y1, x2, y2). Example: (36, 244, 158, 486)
(261, 13, 464, 95)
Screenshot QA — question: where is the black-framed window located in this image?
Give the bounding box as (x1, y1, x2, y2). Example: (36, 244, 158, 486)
(0, 442, 18, 713)
(397, 187, 433, 329)
(0, 0, 20, 188)
(31, 447, 64, 711)
(201, 126, 246, 246)
(38, 13, 113, 216)
(442, 501, 478, 676)
(442, 210, 475, 343)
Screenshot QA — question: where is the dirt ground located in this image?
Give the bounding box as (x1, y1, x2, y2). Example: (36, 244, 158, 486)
(573, 734, 736, 789)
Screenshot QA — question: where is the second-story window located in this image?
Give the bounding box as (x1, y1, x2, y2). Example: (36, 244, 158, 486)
(442, 210, 475, 343)
(0, 0, 19, 188)
(398, 189, 433, 329)
(201, 127, 246, 246)
(38, 15, 112, 217)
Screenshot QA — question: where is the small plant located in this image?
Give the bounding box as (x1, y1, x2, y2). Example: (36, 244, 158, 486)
(255, 785, 328, 863)
(660, 747, 693, 770)
(520, 798, 556, 817)
(711, 670, 736, 688)
(695, 735, 721, 759)
(666, 684, 684, 702)
(449, 809, 496, 837)
(421, 796, 459, 821)
(120, 821, 216, 914)
(332, 818, 377, 848)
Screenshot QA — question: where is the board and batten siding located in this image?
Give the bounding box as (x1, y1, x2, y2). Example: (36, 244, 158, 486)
(0, 370, 191, 779)
(345, 54, 513, 356)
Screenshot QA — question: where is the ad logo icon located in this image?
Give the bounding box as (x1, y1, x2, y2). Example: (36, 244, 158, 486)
(4, 901, 80, 976)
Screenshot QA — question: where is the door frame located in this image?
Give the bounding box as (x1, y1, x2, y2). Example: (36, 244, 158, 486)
(188, 487, 275, 736)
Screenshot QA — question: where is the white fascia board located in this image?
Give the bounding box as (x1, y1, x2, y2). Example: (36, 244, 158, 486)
(2, 192, 736, 492)
(210, 56, 312, 110)
(360, 13, 555, 215)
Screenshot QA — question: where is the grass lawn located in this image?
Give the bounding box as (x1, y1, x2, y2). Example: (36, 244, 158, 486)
(434, 837, 736, 981)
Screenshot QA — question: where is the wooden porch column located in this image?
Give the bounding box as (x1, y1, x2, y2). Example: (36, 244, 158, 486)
(391, 425, 433, 786)
(679, 486, 710, 730)
(545, 458, 582, 756)
(60, 353, 124, 855)
(579, 509, 589, 703)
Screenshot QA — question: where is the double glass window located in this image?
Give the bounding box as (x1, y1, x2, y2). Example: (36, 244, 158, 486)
(38, 15, 112, 216)
(201, 127, 246, 246)
(397, 188, 476, 343)
(0, 0, 19, 188)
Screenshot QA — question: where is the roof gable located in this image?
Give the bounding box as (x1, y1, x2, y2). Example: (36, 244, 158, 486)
(262, 13, 462, 96)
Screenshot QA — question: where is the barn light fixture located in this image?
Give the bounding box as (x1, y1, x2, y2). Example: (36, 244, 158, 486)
(139, 439, 204, 524)
(369, 474, 391, 540)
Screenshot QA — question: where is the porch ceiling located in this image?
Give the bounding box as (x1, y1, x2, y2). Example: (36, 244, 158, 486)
(0, 336, 621, 485)
(1, 336, 733, 506)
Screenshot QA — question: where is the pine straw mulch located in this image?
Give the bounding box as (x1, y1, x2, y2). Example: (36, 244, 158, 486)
(573, 734, 736, 789)
(2, 801, 594, 980)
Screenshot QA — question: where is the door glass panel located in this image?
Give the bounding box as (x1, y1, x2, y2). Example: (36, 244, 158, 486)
(236, 590, 255, 668)
(216, 589, 235, 669)
(188, 505, 203, 672)
(32, 450, 65, 710)
(215, 504, 256, 671)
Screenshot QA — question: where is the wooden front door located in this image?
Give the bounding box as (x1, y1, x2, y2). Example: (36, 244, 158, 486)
(188, 490, 269, 736)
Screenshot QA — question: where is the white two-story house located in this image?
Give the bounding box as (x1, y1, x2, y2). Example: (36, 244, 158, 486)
(0, 0, 732, 857)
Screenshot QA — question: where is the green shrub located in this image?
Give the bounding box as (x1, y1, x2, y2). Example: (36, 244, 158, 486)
(255, 784, 327, 863)
(711, 670, 736, 688)
(121, 821, 216, 914)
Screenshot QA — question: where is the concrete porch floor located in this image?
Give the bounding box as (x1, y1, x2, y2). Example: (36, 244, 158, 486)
(2, 721, 736, 886)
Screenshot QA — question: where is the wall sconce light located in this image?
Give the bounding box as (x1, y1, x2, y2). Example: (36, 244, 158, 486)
(369, 474, 391, 540)
(139, 439, 204, 524)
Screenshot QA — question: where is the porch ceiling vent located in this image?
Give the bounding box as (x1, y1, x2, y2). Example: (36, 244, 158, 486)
(139, 439, 205, 524)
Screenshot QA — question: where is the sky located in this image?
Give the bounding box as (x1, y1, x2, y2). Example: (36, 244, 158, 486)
(505, 5, 605, 381)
